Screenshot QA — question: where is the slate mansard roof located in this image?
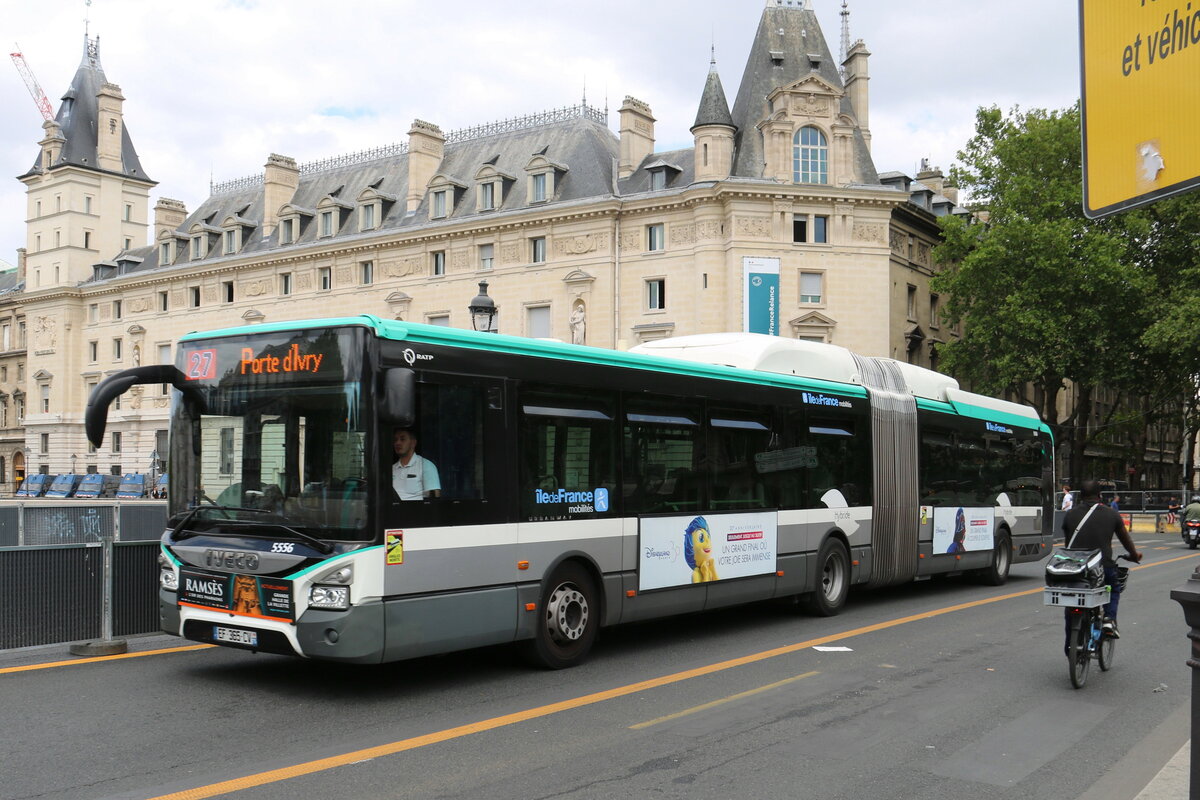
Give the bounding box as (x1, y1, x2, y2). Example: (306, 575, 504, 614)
(95, 105, 705, 281)
(83, 2, 881, 284)
(21, 37, 152, 184)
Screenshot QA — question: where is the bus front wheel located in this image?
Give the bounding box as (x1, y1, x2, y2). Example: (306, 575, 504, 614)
(523, 562, 599, 669)
(803, 538, 849, 616)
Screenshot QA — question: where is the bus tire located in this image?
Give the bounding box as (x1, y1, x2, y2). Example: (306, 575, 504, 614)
(522, 562, 598, 669)
(803, 538, 849, 616)
(978, 533, 1011, 586)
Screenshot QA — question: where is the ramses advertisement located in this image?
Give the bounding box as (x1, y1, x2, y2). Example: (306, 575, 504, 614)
(638, 512, 778, 591)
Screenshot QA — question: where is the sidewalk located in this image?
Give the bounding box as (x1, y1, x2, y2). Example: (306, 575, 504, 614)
(1134, 742, 1188, 800)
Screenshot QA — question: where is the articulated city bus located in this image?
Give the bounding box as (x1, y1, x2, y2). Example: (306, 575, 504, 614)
(85, 316, 1052, 667)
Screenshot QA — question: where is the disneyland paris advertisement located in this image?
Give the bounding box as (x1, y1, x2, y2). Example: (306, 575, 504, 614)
(639, 512, 778, 591)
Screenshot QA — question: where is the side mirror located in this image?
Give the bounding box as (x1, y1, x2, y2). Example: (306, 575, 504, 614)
(381, 368, 414, 426)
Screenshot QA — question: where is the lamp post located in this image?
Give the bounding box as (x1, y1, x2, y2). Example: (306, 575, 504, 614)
(468, 280, 498, 333)
(71, 453, 77, 474)
(149, 449, 159, 496)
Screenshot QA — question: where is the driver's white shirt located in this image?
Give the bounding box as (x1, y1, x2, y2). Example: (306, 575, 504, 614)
(392, 454, 440, 500)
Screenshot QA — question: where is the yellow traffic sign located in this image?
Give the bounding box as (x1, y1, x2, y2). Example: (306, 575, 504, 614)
(1080, 0, 1200, 218)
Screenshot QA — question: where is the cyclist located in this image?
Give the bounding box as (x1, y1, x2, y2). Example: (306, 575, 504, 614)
(1061, 480, 1142, 642)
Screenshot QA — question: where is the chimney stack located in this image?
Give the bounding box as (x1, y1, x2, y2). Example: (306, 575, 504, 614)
(618, 96, 656, 179)
(842, 41, 871, 152)
(406, 120, 445, 214)
(96, 82, 126, 173)
(262, 154, 299, 237)
(154, 198, 188, 240)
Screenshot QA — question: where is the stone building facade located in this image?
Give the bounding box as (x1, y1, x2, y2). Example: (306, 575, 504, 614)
(5, 0, 959, 488)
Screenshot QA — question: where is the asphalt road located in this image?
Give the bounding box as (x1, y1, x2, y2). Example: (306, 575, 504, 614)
(3, 532, 1197, 800)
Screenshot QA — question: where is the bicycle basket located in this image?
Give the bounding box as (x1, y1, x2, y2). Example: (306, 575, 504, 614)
(1112, 565, 1129, 593)
(1045, 548, 1105, 588)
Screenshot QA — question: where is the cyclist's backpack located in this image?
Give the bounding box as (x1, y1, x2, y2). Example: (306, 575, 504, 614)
(1045, 548, 1105, 589)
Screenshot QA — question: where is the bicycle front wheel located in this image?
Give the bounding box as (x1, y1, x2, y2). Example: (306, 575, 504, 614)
(1099, 625, 1116, 671)
(1068, 613, 1091, 689)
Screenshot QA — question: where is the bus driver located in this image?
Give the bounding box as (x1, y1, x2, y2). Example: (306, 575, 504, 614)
(392, 427, 441, 500)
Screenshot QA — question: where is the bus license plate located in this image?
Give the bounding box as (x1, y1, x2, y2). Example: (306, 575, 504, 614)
(214, 626, 258, 646)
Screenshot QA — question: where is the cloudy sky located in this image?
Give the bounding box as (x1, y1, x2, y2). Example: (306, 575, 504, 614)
(0, 0, 1081, 263)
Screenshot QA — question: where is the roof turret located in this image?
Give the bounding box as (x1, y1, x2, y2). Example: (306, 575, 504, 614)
(691, 55, 735, 131)
(21, 35, 152, 183)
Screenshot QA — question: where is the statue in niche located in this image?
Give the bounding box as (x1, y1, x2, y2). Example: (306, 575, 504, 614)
(569, 302, 586, 346)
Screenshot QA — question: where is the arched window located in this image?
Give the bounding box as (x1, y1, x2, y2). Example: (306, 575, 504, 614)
(793, 126, 828, 184)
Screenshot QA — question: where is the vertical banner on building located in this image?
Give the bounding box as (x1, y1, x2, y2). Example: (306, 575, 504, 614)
(743, 257, 780, 335)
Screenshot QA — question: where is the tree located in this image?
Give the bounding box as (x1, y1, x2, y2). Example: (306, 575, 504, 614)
(932, 103, 1180, 484)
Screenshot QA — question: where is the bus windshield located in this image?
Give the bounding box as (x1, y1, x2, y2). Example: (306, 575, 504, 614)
(170, 328, 370, 541)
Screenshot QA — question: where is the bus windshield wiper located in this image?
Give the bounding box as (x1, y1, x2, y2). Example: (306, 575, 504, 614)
(172, 504, 271, 541)
(212, 519, 335, 554)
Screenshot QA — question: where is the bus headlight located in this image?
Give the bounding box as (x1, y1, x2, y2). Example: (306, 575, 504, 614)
(309, 585, 350, 610)
(158, 553, 178, 591)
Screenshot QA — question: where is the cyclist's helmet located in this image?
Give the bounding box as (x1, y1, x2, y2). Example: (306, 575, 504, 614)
(1193, 496, 1200, 504)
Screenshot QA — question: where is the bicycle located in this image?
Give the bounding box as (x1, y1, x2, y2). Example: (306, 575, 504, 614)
(1044, 549, 1132, 689)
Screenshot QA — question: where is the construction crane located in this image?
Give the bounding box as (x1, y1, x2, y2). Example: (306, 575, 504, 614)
(10, 44, 55, 122)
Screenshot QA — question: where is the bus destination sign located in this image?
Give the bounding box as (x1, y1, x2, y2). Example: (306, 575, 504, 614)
(184, 341, 333, 382)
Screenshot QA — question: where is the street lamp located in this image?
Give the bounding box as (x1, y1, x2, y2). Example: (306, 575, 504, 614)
(71, 453, 77, 474)
(468, 280, 498, 333)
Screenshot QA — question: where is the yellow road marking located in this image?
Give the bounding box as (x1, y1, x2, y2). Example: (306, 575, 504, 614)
(629, 670, 819, 729)
(0, 644, 213, 674)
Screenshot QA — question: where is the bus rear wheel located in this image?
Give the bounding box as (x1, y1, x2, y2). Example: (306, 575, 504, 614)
(523, 562, 598, 669)
(803, 538, 849, 616)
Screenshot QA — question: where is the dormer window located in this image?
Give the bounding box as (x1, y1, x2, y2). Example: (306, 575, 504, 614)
(524, 152, 567, 206)
(315, 193, 353, 237)
(355, 181, 395, 232)
(474, 161, 515, 212)
(644, 159, 681, 192)
(426, 174, 467, 219)
(281, 218, 295, 244)
(160, 242, 171, 264)
(219, 209, 255, 255)
(187, 221, 220, 260)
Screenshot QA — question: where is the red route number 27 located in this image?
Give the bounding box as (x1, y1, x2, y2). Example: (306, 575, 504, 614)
(185, 349, 218, 380)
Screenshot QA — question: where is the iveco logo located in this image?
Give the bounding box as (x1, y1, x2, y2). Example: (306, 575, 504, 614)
(205, 549, 260, 571)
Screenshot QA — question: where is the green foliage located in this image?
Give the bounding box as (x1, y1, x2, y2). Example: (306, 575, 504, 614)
(932, 103, 1197, 480)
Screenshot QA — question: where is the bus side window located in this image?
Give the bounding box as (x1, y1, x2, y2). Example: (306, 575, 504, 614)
(623, 396, 703, 514)
(518, 386, 617, 520)
(709, 405, 773, 510)
(807, 417, 870, 508)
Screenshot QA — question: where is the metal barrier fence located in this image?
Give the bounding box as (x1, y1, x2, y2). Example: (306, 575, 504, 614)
(0, 501, 166, 650)
(0, 500, 167, 544)
(1058, 490, 1193, 512)
(0, 541, 159, 649)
